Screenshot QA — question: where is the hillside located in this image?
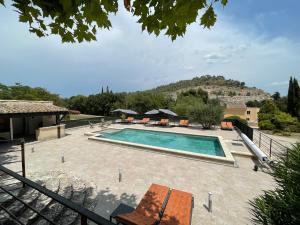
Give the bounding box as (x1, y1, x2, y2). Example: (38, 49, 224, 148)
(0, 83, 65, 106)
(149, 75, 271, 103)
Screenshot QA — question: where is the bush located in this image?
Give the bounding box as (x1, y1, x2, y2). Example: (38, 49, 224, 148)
(250, 143, 300, 225)
(273, 112, 298, 130)
(172, 96, 203, 116)
(288, 124, 300, 133)
(258, 113, 273, 121)
(188, 103, 223, 129)
(258, 100, 278, 115)
(258, 100, 300, 132)
(258, 120, 275, 130)
(224, 115, 248, 125)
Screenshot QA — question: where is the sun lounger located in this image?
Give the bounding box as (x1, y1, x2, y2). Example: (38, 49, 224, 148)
(88, 121, 95, 128)
(226, 122, 233, 130)
(221, 121, 233, 130)
(220, 121, 227, 129)
(159, 189, 194, 225)
(138, 118, 150, 124)
(114, 184, 170, 225)
(158, 119, 169, 126)
(125, 117, 135, 123)
(179, 120, 189, 127)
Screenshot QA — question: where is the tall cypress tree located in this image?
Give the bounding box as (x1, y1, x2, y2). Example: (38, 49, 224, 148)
(287, 77, 295, 116)
(294, 78, 300, 119)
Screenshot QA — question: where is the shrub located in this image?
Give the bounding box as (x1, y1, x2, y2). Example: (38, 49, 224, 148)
(172, 96, 203, 116)
(258, 120, 275, 130)
(273, 112, 298, 130)
(188, 103, 223, 129)
(259, 100, 278, 114)
(288, 124, 300, 133)
(250, 143, 300, 225)
(258, 113, 273, 121)
(224, 115, 248, 125)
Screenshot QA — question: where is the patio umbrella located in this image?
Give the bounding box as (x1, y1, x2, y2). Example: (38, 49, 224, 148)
(145, 109, 177, 117)
(158, 109, 177, 117)
(111, 109, 138, 115)
(145, 109, 159, 115)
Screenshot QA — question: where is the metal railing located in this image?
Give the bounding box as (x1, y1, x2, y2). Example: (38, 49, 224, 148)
(253, 129, 289, 159)
(0, 139, 115, 225)
(226, 119, 289, 159)
(63, 116, 106, 129)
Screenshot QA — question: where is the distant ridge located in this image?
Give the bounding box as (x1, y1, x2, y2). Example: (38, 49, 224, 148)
(148, 75, 270, 103)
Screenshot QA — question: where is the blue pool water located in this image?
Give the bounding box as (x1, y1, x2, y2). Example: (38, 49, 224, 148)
(98, 129, 225, 157)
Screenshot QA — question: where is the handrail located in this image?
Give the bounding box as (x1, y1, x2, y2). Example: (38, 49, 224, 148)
(0, 186, 56, 225)
(253, 129, 289, 158)
(0, 165, 114, 225)
(253, 130, 287, 149)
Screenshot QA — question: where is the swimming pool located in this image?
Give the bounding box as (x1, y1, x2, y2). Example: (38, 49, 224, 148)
(96, 128, 225, 157)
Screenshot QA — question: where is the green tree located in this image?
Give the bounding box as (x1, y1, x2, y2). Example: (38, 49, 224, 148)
(85, 92, 121, 116)
(188, 102, 223, 129)
(272, 92, 281, 101)
(250, 143, 300, 225)
(67, 95, 88, 113)
(258, 100, 278, 130)
(273, 112, 298, 130)
(293, 78, 300, 119)
(274, 97, 288, 113)
(172, 96, 203, 116)
(287, 77, 295, 116)
(246, 100, 264, 108)
(124, 92, 169, 114)
(1, 0, 228, 43)
(287, 77, 300, 119)
(0, 83, 65, 106)
(179, 88, 208, 103)
(258, 100, 300, 132)
(259, 100, 278, 114)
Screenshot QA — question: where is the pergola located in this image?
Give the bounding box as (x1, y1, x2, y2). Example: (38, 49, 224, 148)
(0, 100, 68, 141)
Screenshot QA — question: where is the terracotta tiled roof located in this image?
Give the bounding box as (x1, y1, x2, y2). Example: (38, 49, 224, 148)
(0, 100, 68, 115)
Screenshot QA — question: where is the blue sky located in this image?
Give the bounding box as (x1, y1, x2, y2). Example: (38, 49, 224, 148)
(0, 0, 299, 97)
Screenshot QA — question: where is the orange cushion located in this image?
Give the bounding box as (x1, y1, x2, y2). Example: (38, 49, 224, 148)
(226, 122, 233, 127)
(160, 119, 169, 123)
(116, 211, 157, 225)
(179, 120, 189, 126)
(116, 184, 169, 225)
(160, 189, 193, 225)
(136, 184, 169, 220)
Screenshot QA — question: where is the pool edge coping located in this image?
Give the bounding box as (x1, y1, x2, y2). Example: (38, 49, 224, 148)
(88, 127, 236, 166)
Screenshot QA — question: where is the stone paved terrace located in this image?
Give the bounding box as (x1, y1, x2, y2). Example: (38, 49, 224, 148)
(0, 124, 275, 225)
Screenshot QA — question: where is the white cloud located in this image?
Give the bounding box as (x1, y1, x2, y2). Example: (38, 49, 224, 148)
(269, 81, 289, 86)
(0, 6, 299, 96)
(203, 53, 229, 64)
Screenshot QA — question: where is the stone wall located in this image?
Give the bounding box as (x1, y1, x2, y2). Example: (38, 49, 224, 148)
(36, 124, 65, 141)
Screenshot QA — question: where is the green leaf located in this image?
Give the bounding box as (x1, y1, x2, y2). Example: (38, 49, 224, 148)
(92, 25, 97, 34)
(40, 22, 47, 31)
(200, 6, 217, 28)
(29, 28, 44, 37)
(221, 0, 228, 6)
(19, 14, 29, 23)
(0, 0, 4, 6)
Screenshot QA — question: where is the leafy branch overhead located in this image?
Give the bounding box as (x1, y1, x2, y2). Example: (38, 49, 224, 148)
(1, 0, 228, 43)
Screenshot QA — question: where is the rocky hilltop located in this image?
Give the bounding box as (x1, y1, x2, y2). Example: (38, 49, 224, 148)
(149, 75, 270, 103)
